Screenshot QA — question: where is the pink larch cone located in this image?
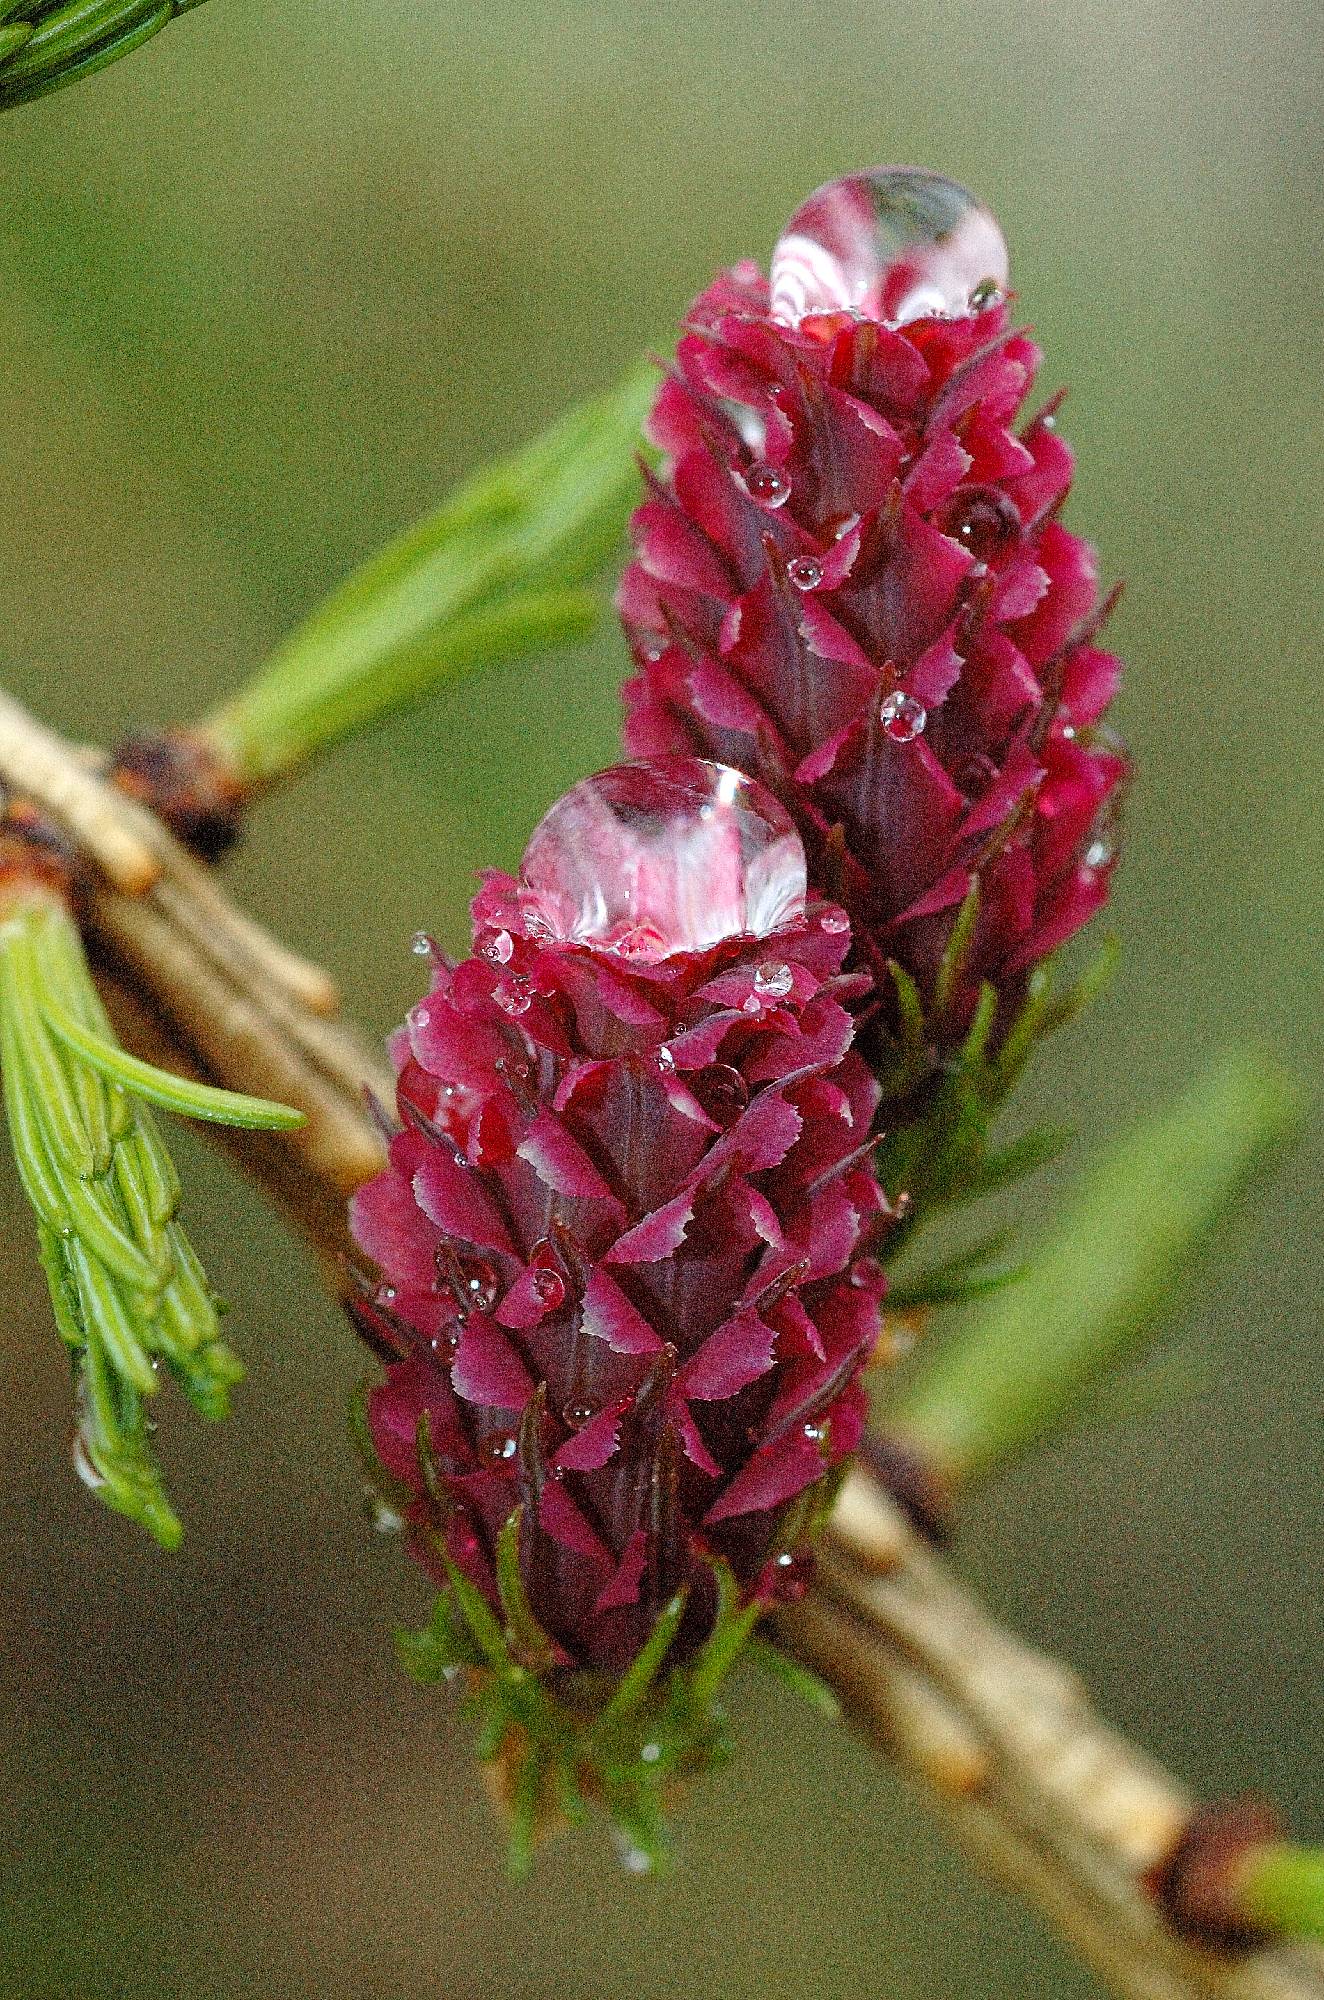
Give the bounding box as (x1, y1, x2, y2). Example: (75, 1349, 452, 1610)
(349, 759, 891, 1683)
(619, 168, 1128, 1078)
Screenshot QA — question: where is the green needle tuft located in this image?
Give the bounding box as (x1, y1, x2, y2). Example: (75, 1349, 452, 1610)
(0, 883, 303, 1545)
(198, 367, 656, 787)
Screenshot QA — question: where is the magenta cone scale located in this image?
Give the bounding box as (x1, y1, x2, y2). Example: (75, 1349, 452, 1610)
(620, 169, 1128, 1065)
(350, 760, 891, 1690)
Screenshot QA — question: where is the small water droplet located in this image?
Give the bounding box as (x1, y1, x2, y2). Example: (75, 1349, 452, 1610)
(753, 960, 793, 999)
(523, 910, 554, 942)
(409, 1005, 431, 1031)
(430, 1326, 460, 1358)
(938, 485, 1021, 563)
(770, 167, 1009, 328)
(787, 555, 823, 591)
(655, 1045, 677, 1074)
(880, 691, 928, 743)
(1042, 412, 1057, 431)
(613, 1831, 654, 1875)
(71, 1429, 105, 1491)
(562, 1396, 598, 1428)
(693, 1064, 750, 1125)
(496, 979, 531, 1016)
(410, 930, 435, 957)
(802, 1421, 825, 1443)
(366, 1491, 405, 1534)
(482, 928, 514, 965)
(533, 1269, 566, 1310)
(483, 1433, 518, 1465)
(640, 1742, 662, 1765)
(744, 461, 791, 509)
(461, 1257, 501, 1312)
(1084, 836, 1113, 870)
(376, 1283, 398, 1306)
(885, 1312, 920, 1360)
(820, 909, 849, 935)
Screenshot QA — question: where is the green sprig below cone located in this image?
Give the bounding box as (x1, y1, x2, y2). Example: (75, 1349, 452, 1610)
(398, 1556, 789, 1877)
(196, 367, 657, 789)
(365, 1390, 843, 1874)
(0, 0, 207, 111)
(0, 884, 303, 1546)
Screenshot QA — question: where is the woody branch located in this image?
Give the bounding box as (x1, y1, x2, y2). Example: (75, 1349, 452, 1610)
(1, 681, 1320, 2000)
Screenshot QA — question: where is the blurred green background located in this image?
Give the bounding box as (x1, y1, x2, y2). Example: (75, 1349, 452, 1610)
(1, 0, 1321, 1993)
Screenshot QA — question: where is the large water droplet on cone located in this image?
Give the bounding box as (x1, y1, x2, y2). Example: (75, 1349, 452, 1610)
(518, 757, 808, 961)
(770, 167, 1009, 328)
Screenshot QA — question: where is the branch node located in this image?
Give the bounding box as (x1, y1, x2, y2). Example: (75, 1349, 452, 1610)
(111, 727, 247, 863)
(1146, 1795, 1284, 1951)
(855, 1429, 955, 1546)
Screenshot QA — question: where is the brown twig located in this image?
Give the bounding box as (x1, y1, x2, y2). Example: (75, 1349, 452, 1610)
(1, 684, 1320, 2000)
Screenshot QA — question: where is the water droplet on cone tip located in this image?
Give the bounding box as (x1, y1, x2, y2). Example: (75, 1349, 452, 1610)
(744, 461, 791, 509)
(753, 960, 793, 999)
(770, 167, 1009, 329)
(880, 691, 928, 743)
(939, 485, 1022, 563)
(787, 555, 823, 591)
(533, 1269, 566, 1308)
(461, 1257, 501, 1312)
(517, 758, 808, 961)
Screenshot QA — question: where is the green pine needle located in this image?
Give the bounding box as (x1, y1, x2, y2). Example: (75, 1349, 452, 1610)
(745, 1637, 843, 1721)
(877, 938, 1120, 1243)
(42, 995, 306, 1130)
(199, 367, 656, 786)
(1238, 1842, 1324, 1943)
(880, 940, 1120, 1232)
(0, 886, 302, 1545)
(880, 1045, 1302, 1488)
(0, 0, 203, 111)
